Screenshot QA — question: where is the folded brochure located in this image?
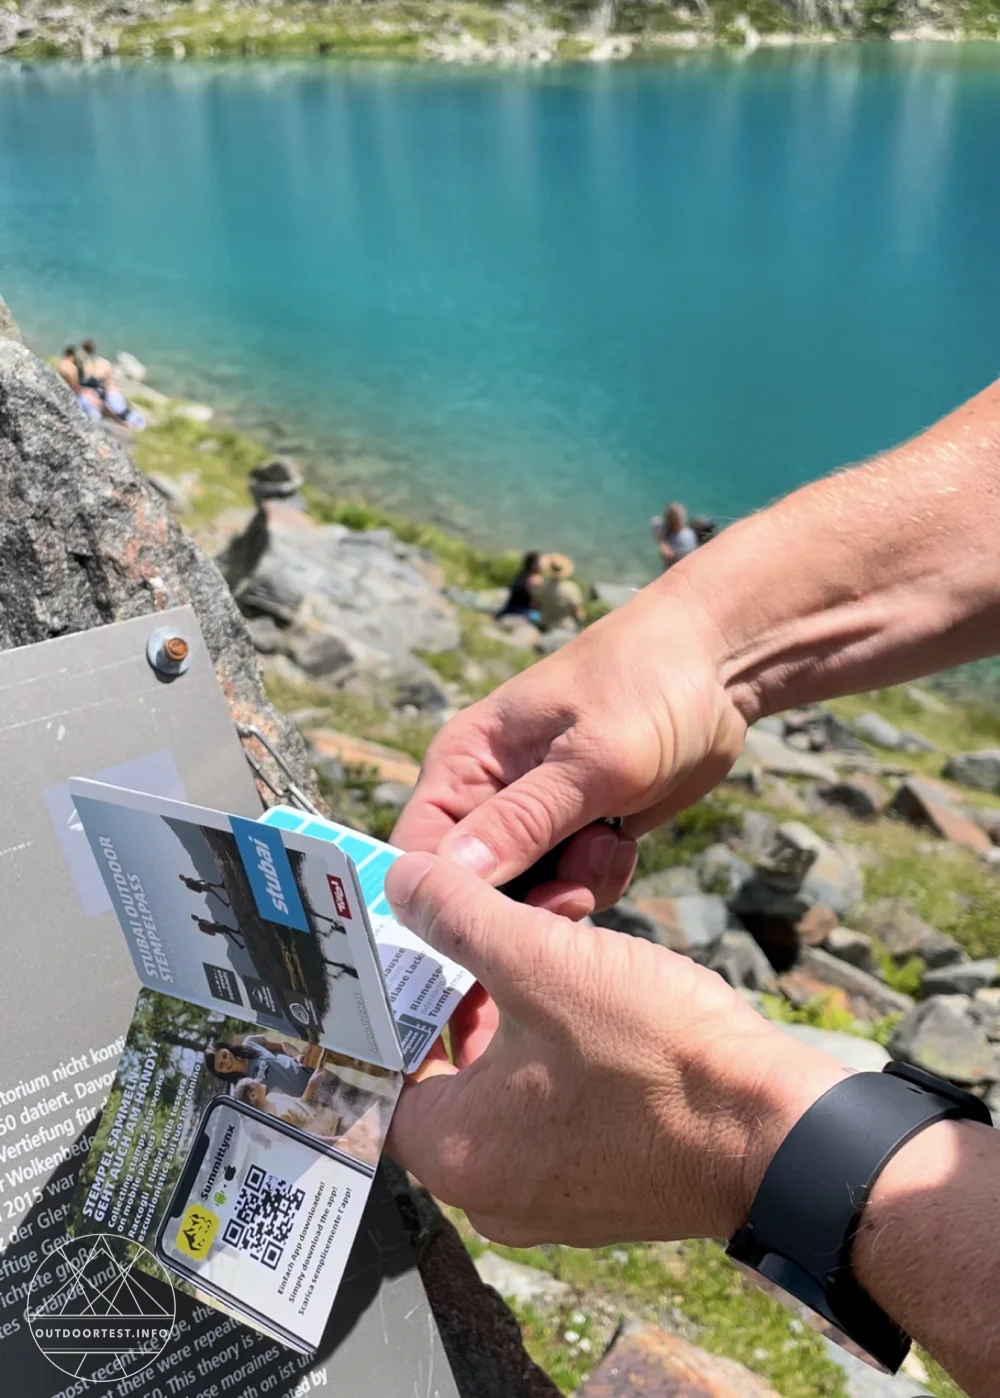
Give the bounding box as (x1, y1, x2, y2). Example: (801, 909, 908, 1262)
(66, 781, 474, 1353)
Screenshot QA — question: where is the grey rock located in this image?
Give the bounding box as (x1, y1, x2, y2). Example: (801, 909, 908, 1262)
(446, 585, 505, 613)
(860, 898, 966, 969)
(972, 986, 1000, 1040)
(0, 294, 22, 343)
(743, 727, 838, 782)
(853, 710, 904, 750)
(905, 684, 952, 715)
(797, 947, 915, 1017)
(707, 929, 779, 993)
(286, 626, 359, 682)
(474, 1253, 571, 1307)
(217, 503, 460, 659)
(753, 716, 785, 737)
(244, 613, 286, 655)
(943, 748, 1000, 794)
(823, 926, 879, 976)
(630, 866, 702, 899)
(899, 729, 938, 754)
(694, 842, 752, 897)
(145, 470, 188, 511)
(591, 898, 661, 943)
(372, 780, 414, 810)
(389, 661, 452, 714)
(115, 350, 147, 382)
(889, 995, 1000, 1085)
(775, 1023, 890, 1073)
(922, 959, 999, 997)
(986, 1081, 1000, 1129)
(756, 821, 863, 918)
(535, 626, 577, 654)
(736, 809, 779, 861)
(782, 705, 869, 754)
(492, 614, 539, 649)
(817, 774, 886, 820)
(592, 581, 638, 609)
(249, 455, 304, 504)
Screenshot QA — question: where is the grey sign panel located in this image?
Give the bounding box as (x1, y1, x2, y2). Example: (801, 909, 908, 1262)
(0, 607, 459, 1398)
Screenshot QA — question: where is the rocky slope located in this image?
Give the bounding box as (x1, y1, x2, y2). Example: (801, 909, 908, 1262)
(3, 0, 996, 64)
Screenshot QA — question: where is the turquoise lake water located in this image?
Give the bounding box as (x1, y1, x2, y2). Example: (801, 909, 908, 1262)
(2, 49, 999, 578)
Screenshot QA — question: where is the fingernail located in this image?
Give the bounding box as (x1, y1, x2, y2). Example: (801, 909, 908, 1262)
(385, 852, 434, 916)
(612, 838, 638, 882)
(587, 831, 618, 880)
(442, 835, 497, 877)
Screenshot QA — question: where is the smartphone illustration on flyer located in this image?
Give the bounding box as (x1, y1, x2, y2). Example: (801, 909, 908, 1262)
(155, 1097, 375, 1352)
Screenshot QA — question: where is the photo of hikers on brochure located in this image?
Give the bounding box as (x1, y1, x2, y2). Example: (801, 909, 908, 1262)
(69, 988, 402, 1350)
(70, 781, 402, 1069)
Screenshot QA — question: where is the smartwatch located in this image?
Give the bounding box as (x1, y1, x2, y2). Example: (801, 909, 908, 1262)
(726, 1059, 993, 1371)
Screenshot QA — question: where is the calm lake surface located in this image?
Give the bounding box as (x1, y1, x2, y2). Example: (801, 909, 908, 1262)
(2, 49, 999, 578)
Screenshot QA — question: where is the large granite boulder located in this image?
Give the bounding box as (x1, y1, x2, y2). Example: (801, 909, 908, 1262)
(0, 338, 556, 1398)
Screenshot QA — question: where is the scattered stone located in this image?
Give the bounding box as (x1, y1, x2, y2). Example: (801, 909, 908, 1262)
(694, 843, 752, 897)
(723, 751, 763, 793)
(248, 455, 304, 504)
(971, 808, 1000, 845)
(795, 904, 839, 947)
(474, 1252, 571, 1308)
(707, 929, 779, 994)
(286, 627, 359, 683)
(535, 626, 577, 655)
(778, 971, 853, 1017)
(388, 661, 452, 715)
(817, 773, 887, 820)
(736, 809, 778, 861)
(493, 613, 540, 649)
(972, 986, 1000, 1040)
(889, 995, 1000, 1085)
(244, 613, 286, 655)
(576, 1323, 782, 1398)
(592, 581, 637, 609)
(631, 866, 702, 899)
(852, 710, 904, 750)
(630, 894, 728, 960)
(0, 294, 22, 343)
(774, 1023, 890, 1073)
(591, 898, 661, 943)
(823, 926, 879, 976)
(145, 470, 189, 512)
(797, 946, 914, 1018)
(943, 749, 1000, 795)
(888, 776, 993, 854)
(859, 898, 965, 969)
(743, 727, 838, 783)
(753, 716, 785, 737)
(782, 705, 869, 754)
(755, 822, 862, 918)
(921, 959, 998, 997)
(302, 729, 421, 786)
(115, 350, 146, 381)
(372, 780, 413, 811)
(899, 729, 938, 753)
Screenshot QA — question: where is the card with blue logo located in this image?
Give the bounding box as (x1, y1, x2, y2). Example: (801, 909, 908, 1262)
(68, 779, 404, 1072)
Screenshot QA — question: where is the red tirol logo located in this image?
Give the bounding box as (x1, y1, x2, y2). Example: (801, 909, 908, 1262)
(327, 875, 351, 919)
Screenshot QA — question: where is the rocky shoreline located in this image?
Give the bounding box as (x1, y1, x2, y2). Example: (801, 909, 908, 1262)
(2, 0, 997, 65)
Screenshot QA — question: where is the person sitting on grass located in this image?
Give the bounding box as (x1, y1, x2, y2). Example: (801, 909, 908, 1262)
(532, 553, 584, 633)
(496, 551, 544, 626)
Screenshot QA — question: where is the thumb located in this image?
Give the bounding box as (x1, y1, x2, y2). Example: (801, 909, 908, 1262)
(385, 850, 564, 1012)
(434, 756, 615, 886)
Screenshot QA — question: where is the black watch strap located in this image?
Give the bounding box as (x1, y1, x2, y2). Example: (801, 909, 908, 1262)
(727, 1060, 992, 1371)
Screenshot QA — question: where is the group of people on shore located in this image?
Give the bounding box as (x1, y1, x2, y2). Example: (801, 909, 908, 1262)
(57, 339, 146, 430)
(497, 502, 717, 634)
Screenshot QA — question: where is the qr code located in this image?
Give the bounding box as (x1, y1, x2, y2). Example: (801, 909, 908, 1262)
(222, 1163, 305, 1270)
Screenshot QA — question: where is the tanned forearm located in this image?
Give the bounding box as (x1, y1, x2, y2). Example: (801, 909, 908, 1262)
(679, 378, 1000, 722)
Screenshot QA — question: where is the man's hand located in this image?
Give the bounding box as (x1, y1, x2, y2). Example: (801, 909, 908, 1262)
(394, 577, 748, 919)
(386, 850, 843, 1246)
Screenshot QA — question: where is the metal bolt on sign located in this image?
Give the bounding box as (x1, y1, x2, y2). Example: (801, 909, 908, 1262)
(146, 627, 192, 677)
